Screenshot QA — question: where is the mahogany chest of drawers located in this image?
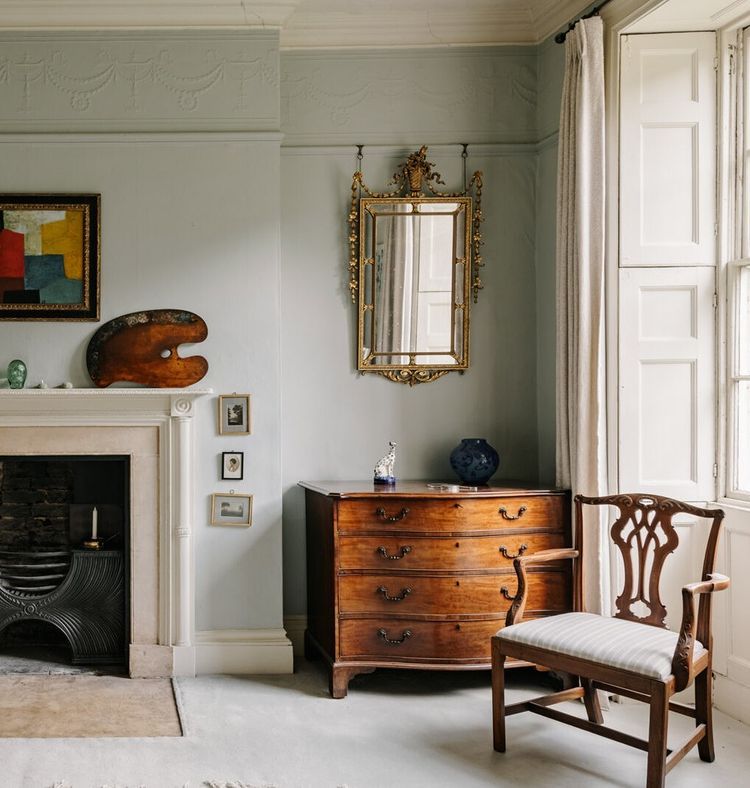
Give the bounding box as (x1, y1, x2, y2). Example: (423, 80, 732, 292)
(300, 481, 572, 698)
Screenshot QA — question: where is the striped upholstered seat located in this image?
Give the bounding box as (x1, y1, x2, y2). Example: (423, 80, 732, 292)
(498, 612, 706, 681)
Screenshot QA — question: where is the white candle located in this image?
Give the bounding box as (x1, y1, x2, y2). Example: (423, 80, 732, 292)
(92, 506, 98, 540)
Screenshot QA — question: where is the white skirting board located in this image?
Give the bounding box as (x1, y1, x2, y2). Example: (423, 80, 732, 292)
(195, 629, 294, 675)
(715, 674, 750, 726)
(284, 615, 307, 656)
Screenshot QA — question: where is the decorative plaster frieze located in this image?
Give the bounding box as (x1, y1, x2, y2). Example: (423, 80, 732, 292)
(280, 47, 537, 146)
(0, 31, 280, 132)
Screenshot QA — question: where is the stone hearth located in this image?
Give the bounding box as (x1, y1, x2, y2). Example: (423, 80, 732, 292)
(0, 389, 210, 677)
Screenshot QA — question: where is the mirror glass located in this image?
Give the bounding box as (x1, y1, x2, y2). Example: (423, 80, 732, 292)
(360, 198, 469, 372)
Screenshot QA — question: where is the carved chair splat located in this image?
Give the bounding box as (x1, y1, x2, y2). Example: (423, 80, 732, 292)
(491, 493, 729, 788)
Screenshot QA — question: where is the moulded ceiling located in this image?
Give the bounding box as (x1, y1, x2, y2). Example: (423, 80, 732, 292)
(0, 0, 593, 46)
(626, 0, 750, 33)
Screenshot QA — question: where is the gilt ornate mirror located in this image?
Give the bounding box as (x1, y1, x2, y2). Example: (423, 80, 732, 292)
(348, 146, 483, 385)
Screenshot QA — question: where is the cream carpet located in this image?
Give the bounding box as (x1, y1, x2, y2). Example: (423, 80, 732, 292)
(0, 674, 182, 738)
(0, 662, 748, 786)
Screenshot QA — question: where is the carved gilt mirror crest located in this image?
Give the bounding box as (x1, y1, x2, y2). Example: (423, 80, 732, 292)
(348, 146, 484, 385)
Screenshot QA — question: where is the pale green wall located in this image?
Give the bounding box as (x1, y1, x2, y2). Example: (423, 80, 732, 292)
(280, 46, 562, 616)
(0, 34, 564, 629)
(0, 31, 286, 634)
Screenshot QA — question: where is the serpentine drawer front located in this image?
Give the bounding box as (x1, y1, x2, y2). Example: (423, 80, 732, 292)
(336, 495, 564, 533)
(299, 481, 572, 698)
(337, 571, 569, 616)
(338, 532, 567, 571)
(339, 618, 504, 661)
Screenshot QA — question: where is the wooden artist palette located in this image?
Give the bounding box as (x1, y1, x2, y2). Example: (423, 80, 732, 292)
(86, 309, 208, 388)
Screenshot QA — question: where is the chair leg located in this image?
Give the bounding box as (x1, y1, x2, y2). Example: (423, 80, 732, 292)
(491, 638, 506, 752)
(695, 668, 715, 762)
(646, 682, 669, 788)
(581, 677, 604, 724)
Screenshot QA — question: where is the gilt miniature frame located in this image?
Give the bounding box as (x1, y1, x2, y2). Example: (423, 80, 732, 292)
(0, 193, 100, 321)
(210, 492, 253, 527)
(218, 394, 251, 435)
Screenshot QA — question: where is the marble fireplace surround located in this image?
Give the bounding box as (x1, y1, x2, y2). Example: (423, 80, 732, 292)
(0, 388, 211, 678)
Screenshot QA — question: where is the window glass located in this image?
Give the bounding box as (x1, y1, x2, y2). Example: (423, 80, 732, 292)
(739, 265, 750, 377)
(737, 381, 750, 493)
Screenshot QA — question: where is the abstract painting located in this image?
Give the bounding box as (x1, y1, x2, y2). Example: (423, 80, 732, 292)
(0, 194, 100, 320)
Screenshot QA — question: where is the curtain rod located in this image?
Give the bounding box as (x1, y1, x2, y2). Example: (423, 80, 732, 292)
(554, 0, 614, 44)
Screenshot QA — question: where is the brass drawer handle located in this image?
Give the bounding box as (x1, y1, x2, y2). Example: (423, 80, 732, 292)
(499, 505, 527, 521)
(377, 585, 412, 602)
(500, 586, 516, 601)
(377, 545, 412, 560)
(499, 543, 528, 560)
(376, 507, 409, 522)
(377, 628, 412, 645)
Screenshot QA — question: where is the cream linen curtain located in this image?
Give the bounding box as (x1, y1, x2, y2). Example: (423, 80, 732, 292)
(555, 16, 610, 615)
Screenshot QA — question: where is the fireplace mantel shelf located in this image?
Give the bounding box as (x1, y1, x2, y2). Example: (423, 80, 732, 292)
(0, 388, 213, 396)
(0, 388, 213, 420)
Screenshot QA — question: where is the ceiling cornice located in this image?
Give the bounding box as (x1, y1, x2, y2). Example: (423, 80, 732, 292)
(280, 7, 537, 49)
(0, 1, 303, 29)
(0, 0, 594, 46)
(530, 0, 595, 44)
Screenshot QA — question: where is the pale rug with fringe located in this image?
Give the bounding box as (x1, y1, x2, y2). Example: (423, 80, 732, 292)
(0, 674, 182, 738)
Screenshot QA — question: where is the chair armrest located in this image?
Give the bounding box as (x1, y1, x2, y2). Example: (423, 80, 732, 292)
(516, 548, 579, 566)
(672, 572, 730, 692)
(504, 549, 579, 627)
(682, 573, 730, 596)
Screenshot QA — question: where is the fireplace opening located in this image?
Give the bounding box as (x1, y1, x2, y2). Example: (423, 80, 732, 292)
(0, 456, 130, 673)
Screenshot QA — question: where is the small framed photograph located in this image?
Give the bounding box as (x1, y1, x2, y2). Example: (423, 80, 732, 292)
(211, 492, 253, 527)
(218, 394, 251, 435)
(221, 451, 244, 480)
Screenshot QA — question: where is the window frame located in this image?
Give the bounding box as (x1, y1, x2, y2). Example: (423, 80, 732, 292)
(722, 25, 750, 504)
(726, 260, 750, 502)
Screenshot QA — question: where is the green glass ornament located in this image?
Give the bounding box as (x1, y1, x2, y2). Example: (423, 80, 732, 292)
(7, 359, 27, 389)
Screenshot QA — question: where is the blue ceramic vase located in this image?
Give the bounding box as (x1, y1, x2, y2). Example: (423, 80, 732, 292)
(449, 438, 499, 485)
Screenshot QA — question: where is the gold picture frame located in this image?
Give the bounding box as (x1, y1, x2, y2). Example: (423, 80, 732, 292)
(218, 394, 251, 435)
(210, 492, 253, 527)
(0, 193, 100, 321)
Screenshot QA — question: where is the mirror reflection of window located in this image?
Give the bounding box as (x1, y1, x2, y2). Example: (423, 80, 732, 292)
(372, 204, 459, 365)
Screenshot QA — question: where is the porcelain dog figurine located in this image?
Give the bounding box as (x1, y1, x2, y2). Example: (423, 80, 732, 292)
(374, 441, 397, 485)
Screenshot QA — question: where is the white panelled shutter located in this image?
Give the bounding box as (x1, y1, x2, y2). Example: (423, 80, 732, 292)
(618, 30, 717, 502)
(620, 32, 716, 267)
(619, 267, 716, 500)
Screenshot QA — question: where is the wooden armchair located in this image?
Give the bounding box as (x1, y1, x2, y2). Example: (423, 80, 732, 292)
(491, 493, 729, 788)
